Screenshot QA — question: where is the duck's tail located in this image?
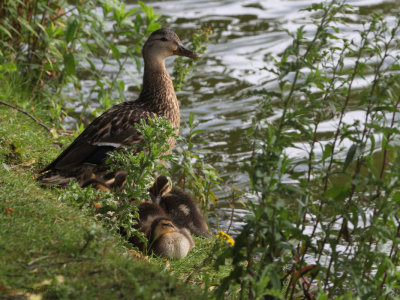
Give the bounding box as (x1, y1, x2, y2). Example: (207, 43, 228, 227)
(37, 165, 118, 187)
(36, 170, 76, 186)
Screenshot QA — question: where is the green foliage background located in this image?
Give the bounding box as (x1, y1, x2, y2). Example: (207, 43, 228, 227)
(215, 2, 400, 299)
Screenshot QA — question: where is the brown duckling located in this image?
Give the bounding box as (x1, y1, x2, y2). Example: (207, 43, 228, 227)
(80, 178, 110, 191)
(81, 170, 128, 191)
(149, 175, 211, 237)
(37, 28, 200, 186)
(136, 202, 168, 237)
(148, 217, 194, 259)
(130, 202, 194, 259)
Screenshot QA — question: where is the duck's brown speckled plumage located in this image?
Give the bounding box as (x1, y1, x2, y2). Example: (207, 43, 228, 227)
(38, 28, 199, 185)
(149, 175, 211, 237)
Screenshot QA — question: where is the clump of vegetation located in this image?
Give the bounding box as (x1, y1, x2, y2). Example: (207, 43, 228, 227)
(61, 115, 221, 254)
(61, 116, 176, 248)
(215, 2, 400, 298)
(171, 113, 222, 211)
(0, 0, 161, 126)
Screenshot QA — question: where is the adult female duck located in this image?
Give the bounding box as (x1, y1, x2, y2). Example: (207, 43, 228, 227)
(38, 29, 199, 185)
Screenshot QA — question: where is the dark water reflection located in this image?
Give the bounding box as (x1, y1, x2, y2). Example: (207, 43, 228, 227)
(72, 0, 400, 235)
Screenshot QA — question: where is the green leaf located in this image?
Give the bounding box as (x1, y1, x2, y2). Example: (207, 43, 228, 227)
(65, 18, 79, 43)
(135, 13, 143, 28)
(138, 1, 148, 14)
(114, 8, 122, 25)
(126, 8, 139, 18)
(109, 44, 120, 63)
(324, 184, 351, 200)
(118, 80, 125, 91)
(343, 143, 361, 172)
(0, 24, 13, 39)
(102, 3, 112, 16)
(17, 16, 38, 38)
(146, 21, 161, 34)
(323, 143, 333, 160)
(63, 52, 76, 75)
(189, 112, 195, 126)
(85, 58, 96, 72)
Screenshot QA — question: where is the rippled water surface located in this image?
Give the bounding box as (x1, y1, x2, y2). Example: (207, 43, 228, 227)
(76, 0, 400, 235)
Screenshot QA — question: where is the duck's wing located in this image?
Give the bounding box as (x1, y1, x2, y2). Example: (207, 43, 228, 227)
(41, 101, 148, 173)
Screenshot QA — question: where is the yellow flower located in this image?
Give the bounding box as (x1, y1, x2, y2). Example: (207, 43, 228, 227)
(216, 230, 235, 246)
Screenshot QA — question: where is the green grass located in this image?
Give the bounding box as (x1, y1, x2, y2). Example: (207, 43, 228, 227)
(0, 81, 217, 299)
(151, 237, 234, 289)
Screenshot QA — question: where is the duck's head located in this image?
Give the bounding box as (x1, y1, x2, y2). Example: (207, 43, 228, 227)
(151, 217, 176, 241)
(149, 174, 172, 204)
(143, 28, 200, 62)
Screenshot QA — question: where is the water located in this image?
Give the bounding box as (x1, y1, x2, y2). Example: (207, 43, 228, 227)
(72, 0, 400, 235)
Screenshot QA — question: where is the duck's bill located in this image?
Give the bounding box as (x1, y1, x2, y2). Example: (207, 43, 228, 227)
(174, 44, 201, 58)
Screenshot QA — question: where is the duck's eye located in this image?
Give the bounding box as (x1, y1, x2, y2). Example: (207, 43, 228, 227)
(162, 222, 174, 228)
(160, 37, 168, 42)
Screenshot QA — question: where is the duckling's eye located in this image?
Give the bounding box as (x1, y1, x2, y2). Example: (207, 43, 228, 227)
(160, 37, 168, 42)
(162, 222, 174, 228)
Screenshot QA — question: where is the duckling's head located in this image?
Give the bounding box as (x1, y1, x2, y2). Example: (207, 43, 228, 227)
(151, 217, 176, 241)
(149, 175, 172, 204)
(111, 170, 128, 190)
(143, 28, 200, 63)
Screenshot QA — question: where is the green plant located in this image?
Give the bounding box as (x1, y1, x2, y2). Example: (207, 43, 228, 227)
(215, 2, 400, 299)
(60, 116, 178, 249)
(172, 27, 212, 91)
(171, 112, 222, 211)
(0, 0, 161, 125)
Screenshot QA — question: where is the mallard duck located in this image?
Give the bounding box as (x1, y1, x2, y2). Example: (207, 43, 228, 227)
(80, 170, 128, 191)
(148, 217, 194, 259)
(149, 175, 211, 237)
(38, 28, 200, 186)
(125, 202, 168, 251)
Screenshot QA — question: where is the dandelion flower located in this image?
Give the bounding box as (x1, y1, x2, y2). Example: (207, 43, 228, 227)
(216, 230, 235, 246)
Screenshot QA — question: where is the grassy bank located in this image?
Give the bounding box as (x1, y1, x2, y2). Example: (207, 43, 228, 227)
(0, 82, 214, 299)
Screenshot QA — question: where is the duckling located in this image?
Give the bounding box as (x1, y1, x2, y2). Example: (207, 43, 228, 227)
(148, 217, 194, 259)
(137, 202, 168, 237)
(105, 170, 128, 190)
(37, 28, 200, 186)
(128, 202, 194, 259)
(149, 175, 211, 237)
(80, 178, 110, 191)
(80, 170, 128, 191)
(125, 202, 169, 251)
